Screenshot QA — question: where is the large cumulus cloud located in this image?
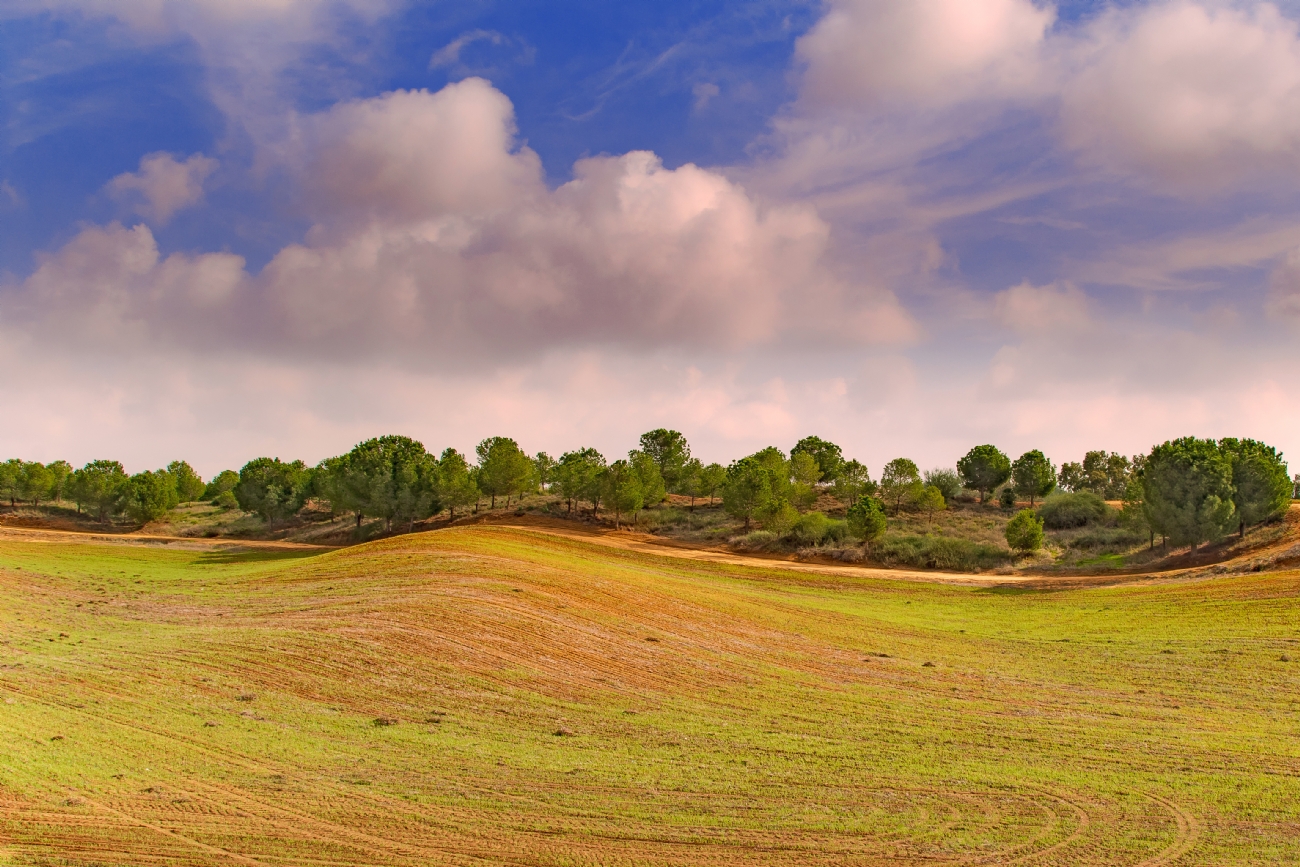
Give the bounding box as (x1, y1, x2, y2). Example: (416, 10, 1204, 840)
(3, 79, 911, 362)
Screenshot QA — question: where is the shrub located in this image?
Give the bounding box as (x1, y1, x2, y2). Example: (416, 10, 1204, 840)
(733, 530, 778, 551)
(641, 507, 690, 529)
(847, 495, 887, 543)
(872, 534, 1012, 571)
(1037, 491, 1111, 529)
(998, 486, 1017, 509)
(923, 468, 962, 501)
(762, 501, 800, 534)
(1063, 526, 1146, 552)
(1006, 509, 1045, 553)
(214, 490, 239, 510)
(786, 512, 849, 547)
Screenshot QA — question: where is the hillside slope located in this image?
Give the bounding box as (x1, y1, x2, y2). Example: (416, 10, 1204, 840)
(1, 526, 1298, 864)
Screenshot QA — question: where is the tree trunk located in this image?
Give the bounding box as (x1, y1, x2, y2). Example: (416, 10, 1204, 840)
(449, 507, 455, 521)
(356, 512, 363, 528)
(491, 494, 496, 508)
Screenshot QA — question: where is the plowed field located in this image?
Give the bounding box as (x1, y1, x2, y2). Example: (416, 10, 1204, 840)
(1, 525, 1297, 865)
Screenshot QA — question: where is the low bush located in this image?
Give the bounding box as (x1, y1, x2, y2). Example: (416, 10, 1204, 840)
(732, 530, 779, 551)
(786, 511, 849, 547)
(641, 507, 690, 529)
(1063, 526, 1146, 552)
(1006, 509, 1045, 553)
(872, 534, 1012, 571)
(1038, 491, 1111, 529)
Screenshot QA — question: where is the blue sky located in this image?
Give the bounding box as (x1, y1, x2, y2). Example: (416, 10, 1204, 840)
(1, 0, 1298, 476)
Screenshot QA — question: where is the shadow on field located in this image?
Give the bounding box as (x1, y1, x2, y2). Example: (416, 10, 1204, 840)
(193, 548, 327, 566)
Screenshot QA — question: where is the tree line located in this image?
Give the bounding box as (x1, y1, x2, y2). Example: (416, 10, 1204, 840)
(1, 432, 1291, 554)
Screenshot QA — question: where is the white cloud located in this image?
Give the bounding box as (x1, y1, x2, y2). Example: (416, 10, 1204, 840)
(795, 0, 1055, 109)
(20, 0, 392, 33)
(1061, 1, 1300, 186)
(429, 29, 506, 69)
(304, 81, 542, 224)
(4, 80, 913, 362)
(106, 152, 217, 224)
(994, 281, 1090, 334)
(692, 82, 720, 113)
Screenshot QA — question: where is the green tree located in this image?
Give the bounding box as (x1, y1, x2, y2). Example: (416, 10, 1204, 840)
(638, 429, 691, 493)
(1219, 438, 1291, 537)
(235, 458, 310, 523)
(532, 452, 557, 494)
(311, 456, 350, 520)
(831, 459, 875, 503)
(847, 495, 887, 546)
(722, 456, 774, 530)
(476, 437, 532, 508)
(1005, 509, 1044, 553)
(698, 462, 726, 506)
(555, 448, 606, 514)
(917, 484, 946, 525)
(46, 460, 72, 503)
(957, 445, 1011, 504)
(167, 461, 206, 502)
(1057, 461, 1085, 493)
(676, 457, 704, 509)
(123, 469, 179, 524)
(628, 450, 666, 515)
(1120, 474, 1155, 549)
(1011, 450, 1056, 506)
(203, 470, 240, 501)
(437, 448, 480, 520)
(923, 468, 961, 501)
(20, 462, 52, 506)
(791, 436, 845, 483)
(880, 458, 921, 515)
(1141, 437, 1236, 551)
(601, 459, 643, 528)
(68, 460, 128, 521)
(0, 459, 23, 507)
(342, 436, 440, 532)
(789, 451, 823, 511)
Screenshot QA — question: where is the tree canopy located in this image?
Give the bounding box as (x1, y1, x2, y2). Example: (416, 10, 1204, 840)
(68, 460, 129, 521)
(1219, 438, 1290, 536)
(235, 458, 310, 523)
(167, 460, 206, 502)
(1140, 437, 1236, 551)
(879, 457, 921, 515)
(476, 437, 533, 508)
(957, 445, 1011, 503)
(638, 429, 691, 492)
(791, 436, 844, 482)
(1011, 450, 1056, 506)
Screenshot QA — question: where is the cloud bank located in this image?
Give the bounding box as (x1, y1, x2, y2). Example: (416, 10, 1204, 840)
(2, 0, 1299, 474)
(6, 79, 910, 365)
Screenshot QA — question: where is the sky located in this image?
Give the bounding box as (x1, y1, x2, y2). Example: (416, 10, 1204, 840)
(1, 0, 1298, 478)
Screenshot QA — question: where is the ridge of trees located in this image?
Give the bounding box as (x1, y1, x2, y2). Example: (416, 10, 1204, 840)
(1, 434, 1292, 555)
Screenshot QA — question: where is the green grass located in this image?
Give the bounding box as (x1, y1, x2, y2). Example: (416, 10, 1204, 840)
(1, 526, 1298, 864)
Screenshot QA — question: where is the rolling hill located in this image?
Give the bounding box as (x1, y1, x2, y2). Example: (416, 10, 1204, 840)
(1, 523, 1298, 865)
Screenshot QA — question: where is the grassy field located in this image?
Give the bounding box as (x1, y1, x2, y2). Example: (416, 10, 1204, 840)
(1, 525, 1298, 865)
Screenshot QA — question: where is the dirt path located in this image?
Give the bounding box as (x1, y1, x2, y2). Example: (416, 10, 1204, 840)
(461, 510, 1300, 589)
(0, 525, 332, 552)
(3, 506, 1296, 589)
